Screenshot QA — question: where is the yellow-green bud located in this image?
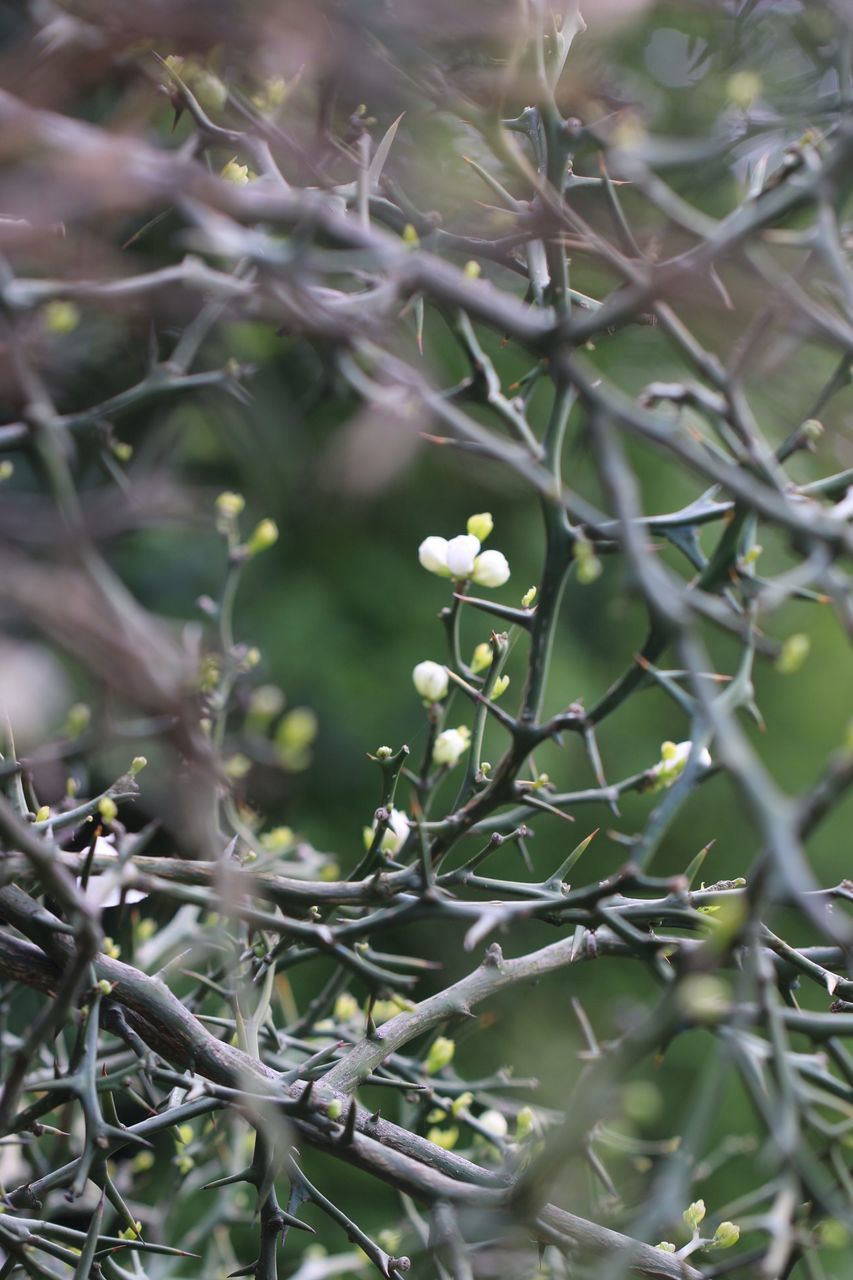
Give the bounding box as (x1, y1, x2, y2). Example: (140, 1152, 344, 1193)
(327, 1100, 343, 1120)
(216, 491, 245, 521)
(516, 1106, 535, 1140)
(521, 586, 537, 607)
(402, 223, 419, 247)
(97, 980, 113, 996)
(118, 1222, 143, 1241)
(683, 1200, 706, 1233)
(712, 1222, 740, 1249)
(492, 674, 510, 699)
(224, 753, 252, 779)
(471, 642, 493, 674)
(426, 1126, 459, 1149)
(451, 1091, 473, 1116)
(0, 461, 14, 481)
(246, 518, 279, 555)
(776, 633, 810, 675)
(463, 260, 481, 278)
(65, 703, 91, 740)
(221, 158, 250, 185)
(656, 1242, 676, 1253)
(43, 300, 80, 334)
(98, 796, 118, 824)
(130, 756, 148, 776)
(424, 1036, 455, 1075)
(573, 538, 602, 584)
(467, 512, 493, 542)
(35, 805, 50, 823)
(334, 993, 359, 1021)
(112, 441, 133, 462)
(726, 71, 762, 109)
(678, 974, 730, 1022)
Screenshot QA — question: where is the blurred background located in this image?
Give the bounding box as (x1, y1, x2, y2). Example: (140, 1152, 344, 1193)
(0, 0, 851, 1274)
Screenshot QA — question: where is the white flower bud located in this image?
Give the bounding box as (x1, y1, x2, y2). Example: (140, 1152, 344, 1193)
(478, 1109, 508, 1140)
(419, 536, 451, 576)
(413, 661, 449, 702)
(472, 549, 510, 588)
(373, 808, 410, 855)
(433, 726, 470, 768)
(445, 534, 481, 579)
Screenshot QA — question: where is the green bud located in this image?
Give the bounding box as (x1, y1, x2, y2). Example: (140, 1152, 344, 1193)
(334, 993, 358, 1021)
(726, 70, 762, 108)
(98, 796, 118, 824)
(97, 980, 113, 996)
(224, 753, 252, 779)
(573, 538, 602, 584)
(516, 1106, 535, 1140)
(776, 633, 810, 675)
(471, 642, 493, 674)
(0, 461, 14, 481)
(463, 260, 481, 278)
(712, 1222, 740, 1249)
(656, 1242, 676, 1253)
(683, 1200, 705, 1233)
(521, 586, 537, 608)
(375, 745, 393, 759)
(246, 518, 279, 555)
(424, 1035, 455, 1075)
(466, 512, 493, 542)
(402, 223, 419, 247)
(216, 491, 245, 524)
(327, 1100, 343, 1120)
(221, 158, 250, 185)
(426, 1125, 459, 1149)
(492, 674, 510, 699)
(130, 756, 147, 776)
(43, 300, 80, 334)
(65, 702, 91, 740)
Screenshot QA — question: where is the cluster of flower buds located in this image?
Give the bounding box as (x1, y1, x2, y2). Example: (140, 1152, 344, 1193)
(418, 512, 510, 587)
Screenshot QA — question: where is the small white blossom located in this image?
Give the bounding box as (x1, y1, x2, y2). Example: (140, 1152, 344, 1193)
(445, 534, 481, 579)
(433, 726, 470, 768)
(418, 536, 451, 576)
(648, 740, 711, 792)
(413, 661, 449, 702)
(479, 1109, 508, 1140)
(472, 549, 510, 587)
(374, 808, 410, 855)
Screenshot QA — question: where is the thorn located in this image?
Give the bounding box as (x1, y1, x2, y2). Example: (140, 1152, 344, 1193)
(339, 1098, 358, 1146)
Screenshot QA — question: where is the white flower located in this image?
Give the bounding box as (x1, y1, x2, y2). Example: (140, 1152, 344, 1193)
(445, 534, 481, 579)
(374, 808, 410, 855)
(80, 835, 149, 908)
(413, 661, 449, 702)
(433, 726, 470, 768)
(418, 536, 451, 576)
(472, 549, 510, 588)
(648, 740, 711, 792)
(479, 1109, 509, 1140)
